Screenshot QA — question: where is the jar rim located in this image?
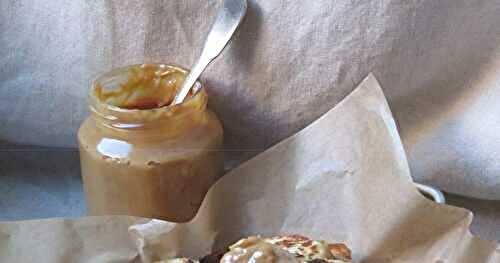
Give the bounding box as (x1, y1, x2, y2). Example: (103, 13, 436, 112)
(89, 63, 203, 113)
(88, 63, 208, 126)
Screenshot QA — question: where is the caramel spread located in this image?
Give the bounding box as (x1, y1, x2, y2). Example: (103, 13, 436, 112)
(264, 235, 351, 262)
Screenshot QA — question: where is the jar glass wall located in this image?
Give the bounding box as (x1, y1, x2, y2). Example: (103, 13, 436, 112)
(78, 64, 223, 222)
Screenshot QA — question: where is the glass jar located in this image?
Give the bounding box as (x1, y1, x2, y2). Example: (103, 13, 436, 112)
(78, 64, 223, 222)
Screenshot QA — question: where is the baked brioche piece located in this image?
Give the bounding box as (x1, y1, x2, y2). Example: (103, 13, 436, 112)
(201, 235, 351, 263)
(157, 235, 351, 263)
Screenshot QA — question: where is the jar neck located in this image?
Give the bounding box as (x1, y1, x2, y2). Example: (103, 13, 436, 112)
(90, 90, 208, 139)
(90, 87, 208, 140)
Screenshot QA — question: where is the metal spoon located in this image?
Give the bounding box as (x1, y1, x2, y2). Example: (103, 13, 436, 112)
(172, 0, 247, 105)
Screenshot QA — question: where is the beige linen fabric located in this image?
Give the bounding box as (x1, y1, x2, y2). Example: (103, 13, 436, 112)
(1, 0, 499, 199)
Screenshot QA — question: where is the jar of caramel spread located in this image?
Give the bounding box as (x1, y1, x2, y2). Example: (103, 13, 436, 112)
(78, 64, 223, 222)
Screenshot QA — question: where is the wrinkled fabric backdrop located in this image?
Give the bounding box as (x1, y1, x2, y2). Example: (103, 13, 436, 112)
(1, 0, 499, 200)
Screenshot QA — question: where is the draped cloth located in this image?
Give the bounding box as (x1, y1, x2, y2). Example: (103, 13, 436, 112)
(1, 0, 500, 199)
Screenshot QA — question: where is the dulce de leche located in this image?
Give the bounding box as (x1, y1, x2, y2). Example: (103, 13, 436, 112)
(78, 64, 223, 222)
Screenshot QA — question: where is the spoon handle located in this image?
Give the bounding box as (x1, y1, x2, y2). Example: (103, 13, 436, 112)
(172, 0, 247, 105)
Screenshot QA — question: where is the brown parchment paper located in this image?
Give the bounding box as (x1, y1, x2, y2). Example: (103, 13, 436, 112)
(0, 75, 498, 262)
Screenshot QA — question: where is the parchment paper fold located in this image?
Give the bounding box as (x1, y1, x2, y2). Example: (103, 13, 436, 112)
(1, 75, 498, 262)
